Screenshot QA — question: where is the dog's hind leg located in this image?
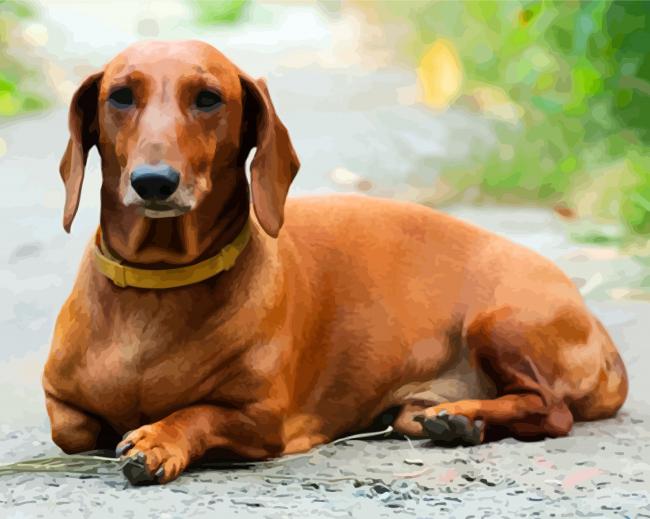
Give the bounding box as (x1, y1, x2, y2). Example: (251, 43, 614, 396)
(393, 304, 621, 445)
(569, 318, 628, 421)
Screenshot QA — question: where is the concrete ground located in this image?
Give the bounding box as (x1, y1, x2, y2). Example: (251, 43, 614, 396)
(1, 2, 649, 517)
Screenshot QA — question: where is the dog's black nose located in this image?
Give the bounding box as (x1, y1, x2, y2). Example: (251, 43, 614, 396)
(130, 164, 180, 201)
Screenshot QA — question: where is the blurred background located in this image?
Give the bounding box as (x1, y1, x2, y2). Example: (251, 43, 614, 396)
(2, 0, 648, 240)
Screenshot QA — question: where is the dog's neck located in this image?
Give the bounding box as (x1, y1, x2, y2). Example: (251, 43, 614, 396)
(99, 177, 251, 269)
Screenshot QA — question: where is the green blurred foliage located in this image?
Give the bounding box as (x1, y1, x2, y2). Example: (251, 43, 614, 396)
(378, 0, 650, 239)
(191, 0, 249, 25)
(621, 152, 650, 234)
(0, 0, 48, 117)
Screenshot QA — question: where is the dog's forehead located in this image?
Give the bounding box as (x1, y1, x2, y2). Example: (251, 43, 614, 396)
(103, 40, 240, 91)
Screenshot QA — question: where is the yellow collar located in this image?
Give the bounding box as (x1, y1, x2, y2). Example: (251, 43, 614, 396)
(93, 221, 251, 289)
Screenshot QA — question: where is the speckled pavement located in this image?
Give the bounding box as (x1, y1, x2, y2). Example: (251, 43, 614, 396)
(2, 409, 650, 517)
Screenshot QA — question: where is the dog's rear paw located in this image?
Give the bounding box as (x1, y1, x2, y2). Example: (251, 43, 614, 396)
(414, 411, 484, 447)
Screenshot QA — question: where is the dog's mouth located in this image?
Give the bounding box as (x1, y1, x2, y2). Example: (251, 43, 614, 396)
(139, 201, 192, 219)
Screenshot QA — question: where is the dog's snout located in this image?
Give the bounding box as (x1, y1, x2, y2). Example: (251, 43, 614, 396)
(130, 164, 180, 201)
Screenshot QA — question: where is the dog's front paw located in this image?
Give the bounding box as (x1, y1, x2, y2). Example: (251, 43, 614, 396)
(116, 424, 191, 485)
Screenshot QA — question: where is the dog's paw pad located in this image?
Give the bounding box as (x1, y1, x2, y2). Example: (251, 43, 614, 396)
(415, 413, 484, 446)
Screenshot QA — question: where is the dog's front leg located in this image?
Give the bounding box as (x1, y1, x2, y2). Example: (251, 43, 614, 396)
(45, 392, 103, 453)
(116, 403, 284, 484)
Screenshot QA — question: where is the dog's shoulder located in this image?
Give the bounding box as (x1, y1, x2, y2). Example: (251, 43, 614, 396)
(46, 237, 99, 361)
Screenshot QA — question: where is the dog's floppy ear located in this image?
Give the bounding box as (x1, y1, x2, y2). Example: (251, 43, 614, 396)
(239, 73, 300, 237)
(59, 71, 103, 233)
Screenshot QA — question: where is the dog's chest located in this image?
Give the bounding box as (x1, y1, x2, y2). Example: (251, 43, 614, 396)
(78, 305, 236, 428)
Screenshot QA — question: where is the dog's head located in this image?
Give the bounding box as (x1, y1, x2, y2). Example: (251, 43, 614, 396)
(60, 40, 299, 251)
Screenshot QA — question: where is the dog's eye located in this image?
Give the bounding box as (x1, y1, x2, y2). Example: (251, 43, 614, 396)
(195, 90, 222, 111)
(108, 87, 134, 109)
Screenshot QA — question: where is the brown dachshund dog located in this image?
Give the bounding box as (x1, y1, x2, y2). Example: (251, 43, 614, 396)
(43, 40, 628, 484)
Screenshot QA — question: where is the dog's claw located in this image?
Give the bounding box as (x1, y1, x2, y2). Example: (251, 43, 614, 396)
(155, 467, 164, 480)
(115, 441, 134, 457)
(122, 430, 134, 440)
